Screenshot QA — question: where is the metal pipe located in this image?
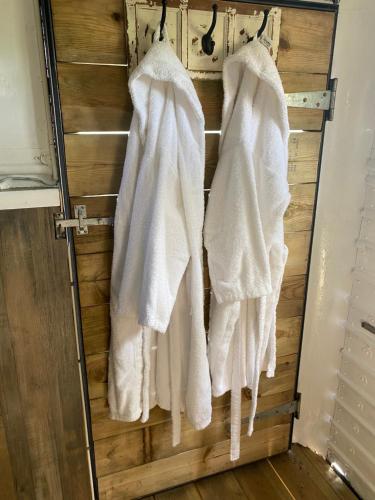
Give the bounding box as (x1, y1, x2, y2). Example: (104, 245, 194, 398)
(226, 0, 339, 12)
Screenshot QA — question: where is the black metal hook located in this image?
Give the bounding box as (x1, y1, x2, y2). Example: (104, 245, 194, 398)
(159, 0, 167, 41)
(202, 4, 218, 56)
(249, 9, 270, 42)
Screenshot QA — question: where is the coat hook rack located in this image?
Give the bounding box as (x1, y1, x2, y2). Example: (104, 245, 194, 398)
(202, 4, 218, 56)
(159, 0, 167, 41)
(249, 9, 270, 42)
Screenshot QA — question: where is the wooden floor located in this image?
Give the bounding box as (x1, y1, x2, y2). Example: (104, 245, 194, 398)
(144, 445, 357, 500)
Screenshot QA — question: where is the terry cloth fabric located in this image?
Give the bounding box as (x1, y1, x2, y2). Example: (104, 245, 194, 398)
(108, 30, 212, 445)
(204, 38, 291, 461)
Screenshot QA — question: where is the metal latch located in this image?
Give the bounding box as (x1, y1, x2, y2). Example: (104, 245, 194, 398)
(286, 78, 338, 121)
(54, 205, 114, 239)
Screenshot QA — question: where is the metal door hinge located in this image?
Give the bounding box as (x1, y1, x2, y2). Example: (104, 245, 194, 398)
(286, 78, 338, 121)
(54, 205, 114, 239)
(225, 394, 302, 430)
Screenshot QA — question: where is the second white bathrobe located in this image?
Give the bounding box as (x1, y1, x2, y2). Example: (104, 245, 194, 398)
(204, 39, 291, 460)
(109, 34, 212, 443)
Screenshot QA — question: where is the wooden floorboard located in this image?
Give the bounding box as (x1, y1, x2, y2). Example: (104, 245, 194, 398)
(196, 471, 247, 499)
(145, 444, 357, 500)
(234, 460, 291, 499)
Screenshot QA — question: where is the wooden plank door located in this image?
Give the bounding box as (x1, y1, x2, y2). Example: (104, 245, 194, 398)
(48, 1, 336, 497)
(0, 207, 92, 499)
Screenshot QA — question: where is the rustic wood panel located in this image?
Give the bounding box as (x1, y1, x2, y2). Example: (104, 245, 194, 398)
(74, 225, 114, 255)
(96, 410, 291, 477)
(49, 0, 336, 493)
(90, 389, 293, 442)
(0, 416, 16, 500)
(75, 230, 310, 287)
(276, 8, 334, 74)
(58, 63, 326, 133)
(86, 349, 297, 401)
(156, 483, 200, 500)
(51, 0, 127, 64)
(285, 183, 315, 232)
(0, 208, 92, 499)
(95, 427, 145, 476)
(195, 470, 247, 499)
(269, 445, 357, 500)
(66, 131, 320, 197)
(51, 0, 334, 76)
(98, 422, 290, 499)
(70, 183, 316, 226)
(233, 459, 291, 499)
(81, 301, 301, 358)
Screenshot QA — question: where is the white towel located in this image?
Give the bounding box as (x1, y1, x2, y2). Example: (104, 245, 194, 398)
(108, 31, 212, 443)
(204, 38, 290, 461)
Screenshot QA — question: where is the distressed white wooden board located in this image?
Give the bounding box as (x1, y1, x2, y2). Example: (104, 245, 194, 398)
(187, 10, 228, 72)
(125, 1, 281, 78)
(233, 8, 281, 61)
(126, 1, 184, 68)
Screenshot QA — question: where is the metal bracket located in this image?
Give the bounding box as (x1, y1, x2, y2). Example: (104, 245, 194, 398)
(254, 393, 301, 421)
(285, 78, 337, 120)
(54, 205, 114, 239)
(225, 394, 302, 431)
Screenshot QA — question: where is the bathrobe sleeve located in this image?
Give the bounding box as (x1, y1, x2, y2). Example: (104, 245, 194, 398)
(205, 65, 290, 305)
(113, 79, 191, 334)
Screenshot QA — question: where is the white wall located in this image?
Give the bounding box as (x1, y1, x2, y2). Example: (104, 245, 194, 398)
(0, 0, 60, 208)
(293, 0, 375, 456)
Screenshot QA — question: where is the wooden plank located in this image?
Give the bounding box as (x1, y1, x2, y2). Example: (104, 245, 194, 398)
(285, 231, 311, 277)
(51, 0, 334, 75)
(81, 304, 301, 359)
(90, 390, 294, 442)
(86, 347, 297, 401)
(288, 132, 321, 185)
(74, 226, 114, 255)
(277, 274, 306, 320)
(285, 183, 315, 232)
(98, 423, 290, 499)
(276, 8, 334, 74)
(0, 416, 17, 500)
(94, 428, 145, 477)
(95, 413, 291, 478)
(51, 0, 127, 64)
(79, 279, 110, 307)
(296, 446, 357, 500)
(77, 252, 112, 282)
(82, 303, 110, 355)
(196, 471, 247, 499)
(234, 460, 291, 500)
(58, 63, 132, 133)
(58, 63, 326, 133)
(149, 412, 291, 465)
(269, 444, 356, 500)
(155, 483, 201, 500)
(0, 208, 92, 499)
(75, 229, 310, 288)
(66, 131, 320, 197)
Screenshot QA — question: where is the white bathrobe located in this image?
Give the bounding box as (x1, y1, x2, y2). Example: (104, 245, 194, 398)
(108, 32, 212, 444)
(204, 39, 290, 461)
